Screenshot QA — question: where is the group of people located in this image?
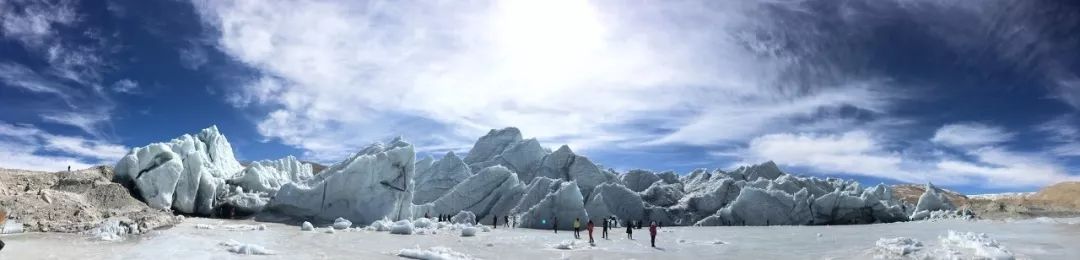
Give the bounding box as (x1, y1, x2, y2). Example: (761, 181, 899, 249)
(427, 212, 516, 228)
(563, 217, 660, 248)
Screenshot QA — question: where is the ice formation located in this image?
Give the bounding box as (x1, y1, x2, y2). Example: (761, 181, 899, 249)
(584, 183, 645, 223)
(301, 221, 314, 231)
(114, 126, 313, 216)
(268, 137, 415, 224)
(518, 181, 589, 230)
(909, 183, 957, 220)
(113, 126, 938, 229)
(413, 166, 525, 221)
(621, 169, 661, 192)
(412, 152, 471, 204)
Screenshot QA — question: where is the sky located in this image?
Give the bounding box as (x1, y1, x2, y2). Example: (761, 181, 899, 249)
(2, 0, 1079, 194)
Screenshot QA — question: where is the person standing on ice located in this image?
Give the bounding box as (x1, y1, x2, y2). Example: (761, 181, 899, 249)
(492, 215, 497, 229)
(649, 221, 658, 247)
(504, 216, 510, 228)
(601, 217, 609, 239)
(626, 221, 633, 239)
(573, 218, 581, 239)
(587, 220, 595, 244)
(553, 217, 558, 233)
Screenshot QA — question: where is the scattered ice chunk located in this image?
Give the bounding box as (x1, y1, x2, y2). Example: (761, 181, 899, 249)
(301, 221, 314, 231)
(480, 226, 491, 232)
(1, 221, 24, 234)
(220, 240, 275, 255)
(554, 240, 577, 250)
(874, 237, 924, 257)
(391, 219, 415, 235)
(413, 218, 434, 228)
(194, 224, 216, 230)
(86, 219, 134, 241)
(451, 211, 476, 225)
(938, 231, 1014, 260)
(333, 217, 353, 230)
(397, 246, 474, 260)
(324, 227, 335, 234)
(460, 226, 478, 237)
(371, 218, 394, 232)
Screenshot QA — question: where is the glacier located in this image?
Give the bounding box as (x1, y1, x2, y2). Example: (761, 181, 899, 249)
(112, 125, 953, 230)
(114, 126, 313, 216)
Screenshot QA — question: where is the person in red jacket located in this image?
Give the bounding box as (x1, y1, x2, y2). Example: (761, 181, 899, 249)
(649, 221, 658, 247)
(586, 220, 595, 244)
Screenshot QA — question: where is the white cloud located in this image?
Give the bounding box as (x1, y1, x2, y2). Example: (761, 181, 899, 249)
(111, 79, 139, 94)
(931, 123, 1014, 148)
(191, 0, 902, 160)
(0, 122, 127, 171)
(1036, 114, 1080, 157)
(744, 127, 1076, 188)
(0, 1, 116, 137)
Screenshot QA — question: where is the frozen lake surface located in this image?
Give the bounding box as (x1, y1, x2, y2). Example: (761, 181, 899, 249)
(3, 217, 1079, 259)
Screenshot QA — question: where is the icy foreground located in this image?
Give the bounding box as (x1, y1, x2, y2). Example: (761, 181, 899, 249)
(113, 126, 956, 227)
(2, 217, 1077, 259)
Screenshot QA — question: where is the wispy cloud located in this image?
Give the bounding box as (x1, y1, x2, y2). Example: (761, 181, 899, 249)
(931, 122, 1015, 148)
(0, 122, 127, 171)
(111, 79, 139, 94)
(1, 0, 117, 137)
(741, 122, 1077, 188)
(189, 0, 914, 161)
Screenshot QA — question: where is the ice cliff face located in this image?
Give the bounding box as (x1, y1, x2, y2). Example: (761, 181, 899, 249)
(114, 126, 315, 216)
(268, 137, 415, 224)
(412, 152, 471, 204)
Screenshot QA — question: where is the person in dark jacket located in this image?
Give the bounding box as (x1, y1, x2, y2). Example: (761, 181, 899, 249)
(601, 217, 609, 239)
(504, 216, 510, 228)
(492, 215, 498, 229)
(553, 217, 558, 233)
(626, 222, 633, 239)
(649, 221, 658, 247)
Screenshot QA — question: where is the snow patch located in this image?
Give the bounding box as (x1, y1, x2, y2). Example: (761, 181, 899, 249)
(397, 246, 474, 260)
(220, 240, 275, 255)
(554, 240, 578, 250)
(873, 237, 924, 258)
(938, 230, 1014, 260)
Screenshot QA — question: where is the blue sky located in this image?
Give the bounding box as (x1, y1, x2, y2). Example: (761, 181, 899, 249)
(2, 0, 1079, 194)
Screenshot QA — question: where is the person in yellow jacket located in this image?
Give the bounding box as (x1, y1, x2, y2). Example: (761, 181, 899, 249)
(573, 218, 581, 239)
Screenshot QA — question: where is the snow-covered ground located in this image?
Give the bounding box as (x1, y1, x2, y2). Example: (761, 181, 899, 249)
(2, 217, 1079, 259)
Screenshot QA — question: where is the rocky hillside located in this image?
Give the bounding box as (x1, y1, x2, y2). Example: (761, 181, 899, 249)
(0, 166, 180, 233)
(963, 182, 1080, 219)
(891, 184, 969, 207)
